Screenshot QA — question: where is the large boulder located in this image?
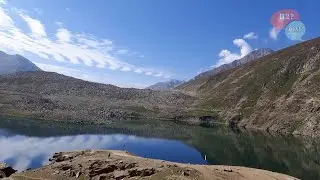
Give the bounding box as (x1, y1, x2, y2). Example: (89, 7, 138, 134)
(0, 162, 17, 178)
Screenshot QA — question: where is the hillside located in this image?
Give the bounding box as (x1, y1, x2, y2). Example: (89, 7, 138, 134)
(177, 37, 320, 137)
(0, 38, 319, 137)
(0, 71, 195, 122)
(146, 79, 185, 90)
(0, 51, 42, 75)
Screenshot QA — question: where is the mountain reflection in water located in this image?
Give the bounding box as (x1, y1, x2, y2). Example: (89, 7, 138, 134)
(0, 132, 206, 171)
(0, 116, 319, 180)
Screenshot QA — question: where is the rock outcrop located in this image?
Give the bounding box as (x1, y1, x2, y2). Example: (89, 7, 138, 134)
(0, 162, 17, 178)
(8, 150, 298, 180)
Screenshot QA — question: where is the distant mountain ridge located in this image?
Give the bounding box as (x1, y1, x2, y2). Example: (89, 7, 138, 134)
(0, 71, 194, 123)
(146, 79, 185, 90)
(0, 51, 42, 75)
(195, 48, 274, 79)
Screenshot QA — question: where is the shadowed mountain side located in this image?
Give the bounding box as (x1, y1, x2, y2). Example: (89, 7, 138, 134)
(186, 128, 320, 180)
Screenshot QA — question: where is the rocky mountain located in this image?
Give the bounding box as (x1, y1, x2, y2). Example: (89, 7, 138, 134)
(0, 51, 42, 75)
(0, 38, 319, 137)
(0, 71, 195, 122)
(146, 79, 185, 90)
(195, 48, 274, 79)
(177, 37, 320, 137)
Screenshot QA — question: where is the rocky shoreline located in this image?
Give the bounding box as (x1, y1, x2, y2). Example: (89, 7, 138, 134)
(1, 150, 299, 180)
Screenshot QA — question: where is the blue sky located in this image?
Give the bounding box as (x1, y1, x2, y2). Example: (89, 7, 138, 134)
(0, 0, 319, 88)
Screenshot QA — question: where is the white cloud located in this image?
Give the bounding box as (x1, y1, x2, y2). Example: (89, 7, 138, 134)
(116, 49, 129, 55)
(154, 73, 163, 77)
(0, 0, 6, 5)
(0, 8, 170, 79)
(65, 8, 71, 12)
(116, 50, 145, 58)
(120, 66, 132, 72)
(56, 28, 71, 42)
(214, 38, 252, 67)
(10, 7, 27, 14)
(19, 14, 46, 37)
(54, 21, 63, 27)
(35, 63, 81, 76)
(74, 34, 113, 52)
(34, 63, 151, 88)
(233, 39, 252, 57)
(269, 27, 280, 40)
(134, 69, 143, 74)
(243, 32, 258, 40)
(0, 6, 14, 28)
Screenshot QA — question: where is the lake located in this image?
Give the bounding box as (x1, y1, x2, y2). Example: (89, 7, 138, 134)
(0, 116, 319, 179)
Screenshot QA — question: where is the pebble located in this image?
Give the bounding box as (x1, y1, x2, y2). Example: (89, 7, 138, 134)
(182, 171, 189, 176)
(76, 171, 81, 178)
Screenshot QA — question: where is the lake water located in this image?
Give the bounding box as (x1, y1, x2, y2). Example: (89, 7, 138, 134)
(0, 116, 319, 179)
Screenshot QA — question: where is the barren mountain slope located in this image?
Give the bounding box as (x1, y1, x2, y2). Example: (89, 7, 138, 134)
(178, 37, 320, 136)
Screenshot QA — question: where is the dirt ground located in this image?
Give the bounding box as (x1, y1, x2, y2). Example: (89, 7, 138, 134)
(5, 150, 299, 180)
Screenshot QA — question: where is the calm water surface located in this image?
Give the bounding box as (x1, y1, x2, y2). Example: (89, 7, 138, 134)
(0, 116, 319, 180)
